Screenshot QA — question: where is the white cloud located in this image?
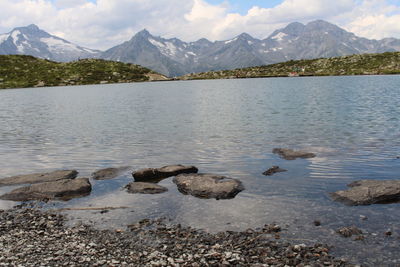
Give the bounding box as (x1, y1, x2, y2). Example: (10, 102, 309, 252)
(0, 0, 399, 50)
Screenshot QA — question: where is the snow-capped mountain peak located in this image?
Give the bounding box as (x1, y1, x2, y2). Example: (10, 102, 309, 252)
(0, 24, 100, 61)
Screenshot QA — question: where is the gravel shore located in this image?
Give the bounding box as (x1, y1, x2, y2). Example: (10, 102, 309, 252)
(0, 206, 354, 266)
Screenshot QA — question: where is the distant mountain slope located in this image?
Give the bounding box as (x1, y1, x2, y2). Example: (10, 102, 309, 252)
(0, 24, 101, 62)
(1, 21, 400, 77)
(181, 52, 400, 80)
(0, 55, 167, 89)
(101, 20, 400, 77)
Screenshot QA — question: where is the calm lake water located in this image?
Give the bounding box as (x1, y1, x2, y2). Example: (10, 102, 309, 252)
(0, 76, 400, 265)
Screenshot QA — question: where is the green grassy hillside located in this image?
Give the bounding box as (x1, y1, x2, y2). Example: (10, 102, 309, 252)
(182, 52, 400, 80)
(0, 55, 168, 89)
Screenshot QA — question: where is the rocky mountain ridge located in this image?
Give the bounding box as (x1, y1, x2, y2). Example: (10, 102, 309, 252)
(1, 21, 400, 77)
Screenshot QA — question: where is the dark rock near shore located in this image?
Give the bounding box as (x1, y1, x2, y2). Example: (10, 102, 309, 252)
(133, 165, 198, 182)
(125, 182, 168, 194)
(0, 170, 78, 186)
(92, 167, 130, 180)
(330, 180, 400, 205)
(0, 178, 91, 201)
(273, 148, 316, 160)
(263, 166, 287, 176)
(337, 226, 363, 238)
(173, 173, 244, 199)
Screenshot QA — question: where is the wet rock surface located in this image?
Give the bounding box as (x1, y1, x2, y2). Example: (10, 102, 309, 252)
(330, 180, 400, 205)
(337, 226, 363, 238)
(0, 170, 78, 186)
(125, 182, 168, 194)
(173, 173, 244, 199)
(133, 165, 198, 182)
(263, 166, 287, 176)
(0, 207, 352, 266)
(0, 178, 92, 201)
(91, 167, 130, 180)
(273, 148, 316, 160)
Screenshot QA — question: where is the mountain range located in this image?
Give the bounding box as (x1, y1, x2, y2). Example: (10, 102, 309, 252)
(1, 20, 400, 77)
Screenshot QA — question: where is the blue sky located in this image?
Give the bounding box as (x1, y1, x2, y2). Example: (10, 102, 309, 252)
(205, 0, 285, 13)
(1, 0, 400, 49)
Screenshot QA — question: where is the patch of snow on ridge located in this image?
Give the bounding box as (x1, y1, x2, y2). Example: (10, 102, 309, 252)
(40, 37, 80, 52)
(225, 37, 238, 44)
(165, 42, 177, 55)
(0, 34, 8, 43)
(271, 32, 288, 41)
(11, 30, 22, 46)
(187, 51, 196, 56)
(148, 38, 165, 49)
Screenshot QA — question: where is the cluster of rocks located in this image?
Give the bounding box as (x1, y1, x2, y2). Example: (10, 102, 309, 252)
(0, 164, 245, 202)
(0, 207, 353, 266)
(129, 165, 244, 200)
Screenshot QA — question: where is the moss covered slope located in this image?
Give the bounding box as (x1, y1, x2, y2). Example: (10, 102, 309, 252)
(0, 55, 168, 89)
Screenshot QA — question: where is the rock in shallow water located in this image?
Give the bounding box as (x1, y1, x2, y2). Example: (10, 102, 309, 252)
(92, 167, 130, 180)
(330, 179, 400, 206)
(0, 170, 78, 186)
(133, 165, 198, 182)
(272, 148, 316, 160)
(262, 166, 287, 176)
(125, 182, 168, 194)
(0, 178, 92, 201)
(173, 173, 244, 200)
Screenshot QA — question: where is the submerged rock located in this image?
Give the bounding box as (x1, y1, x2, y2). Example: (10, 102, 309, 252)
(0, 170, 78, 186)
(125, 182, 168, 194)
(133, 165, 198, 182)
(272, 148, 316, 160)
(330, 180, 400, 205)
(0, 178, 91, 201)
(92, 167, 130, 180)
(337, 226, 363, 238)
(262, 166, 287, 176)
(173, 173, 244, 200)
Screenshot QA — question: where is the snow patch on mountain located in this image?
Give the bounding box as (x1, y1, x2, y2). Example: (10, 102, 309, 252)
(41, 37, 81, 53)
(271, 32, 288, 41)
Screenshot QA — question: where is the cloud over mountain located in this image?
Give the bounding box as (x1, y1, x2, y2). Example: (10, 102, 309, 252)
(0, 0, 399, 50)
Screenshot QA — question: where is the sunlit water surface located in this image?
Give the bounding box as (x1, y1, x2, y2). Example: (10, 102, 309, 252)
(1, 76, 400, 265)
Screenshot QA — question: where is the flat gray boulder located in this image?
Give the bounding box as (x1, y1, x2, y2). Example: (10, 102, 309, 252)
(0, 178, 91, 201)
(330, 180, 400, 206)
(133, 165, 198, 182)
(173, 174, 244, 200)
(125, 182, 168, 194)
(0, 170, 78, 186)
(92, 167, 130, 180)
(273, 148, 316, 160)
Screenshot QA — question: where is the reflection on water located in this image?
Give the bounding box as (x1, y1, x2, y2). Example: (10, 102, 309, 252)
(0, 76, 400, 265)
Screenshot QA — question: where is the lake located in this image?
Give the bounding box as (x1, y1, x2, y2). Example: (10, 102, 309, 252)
(0, 76, 400, 265)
